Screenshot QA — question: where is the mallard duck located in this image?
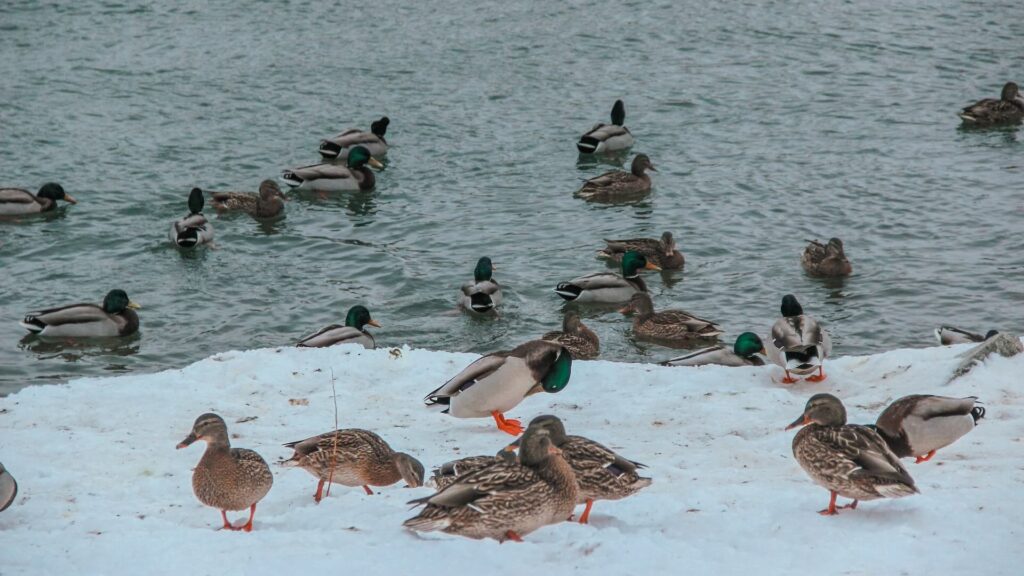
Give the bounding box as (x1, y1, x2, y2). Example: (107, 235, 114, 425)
(541, 312, 599, 360)
(458, 257, 502, 314)
(935, 326, 998, 345)
(19, 289, 141, 338)
(786, 394, 918, 515)
(766, 294, 831, 383)
(873, 395, 985, 463)
(176, 413, 273, 532)
(296, 305, 379, 349)
(424, 340, 572, 436)
(403, 423, 577, 542)
(282, 428, 423, 502)
(210, 179, 286, 219)
(0, 183, 76, 215)
(577, 99, 634, 155)
(429, 450, 518, 491)
(282, 145, 384, 192)
(555, 251, 661, 303)
(801, 238, 852, 277)
(598, 231, 684, 270)
(169, 187, 214, 248)
(660, 332, 766, 367)
(0, 461, 16, 512)
(959, 82, 1024, 125)
(319, 116, 389, 159)
(619, 292, 722, 343)
(575, 154, 656, 202)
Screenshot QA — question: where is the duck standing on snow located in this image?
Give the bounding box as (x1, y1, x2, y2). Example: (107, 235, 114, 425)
(660, 332, 766, 367)
(575, 154, 656, 202)
(873, 395, 985, 463)
(598, 231, 685, 270)
(577, 99, 634, 155)
(282, 145, 384, 192)
(801, 238, 852, 277)
(20, 289, 141, 338)
(766, 294, 831, 383)
(541, 311, 600, 360)
(296, 305, 380, 349)
(934, 326, 998, 345)
(786, 394, 918, 515)
(958, 82, 1024, 126)
(0, 461, 17, 512)
(169, 188, 214, 248)
(555, 251, 661, 303)
(210, 179, 286, 219)
(619, 292, 723, 343)
(319, 116, 389, 160)
(458, 257, 502, 314)
(0, 183, 76, 216)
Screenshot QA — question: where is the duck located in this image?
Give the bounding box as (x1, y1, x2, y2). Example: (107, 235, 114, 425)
(282, 145, 384, 192)
(541, 312, 600, 360)
(296, 305, 380, 349)
(660, 332, 766, 367)
(19, 289, 141, 338)
(575, 154, 656, 202)
(765, 294, 831, 383)
(598, 231, 684, 270)
(209, 179, 286, 219)
(619, 292, 723, 343)
(786, 394, 918, 515)
(319, 116, 390, 160)
(429, 449, 518, 491)
(873, 395, 985, 463)
(176, 413, 273, 532)
(959, 82, 1024, 126)
(934, 326, 998, 346)
(577, 99, 634, 155)
(169, 187, 214, 248)
(554, 251, 661, 303)
(801, 238, 852, 277)
(458, 257, 502, 314)
(0, 461, 16, 512)
(281, 428, 423, 502)
(0, 183, 76, 216)
(403, 422, 577, 542)
(423, 340, 572, 436)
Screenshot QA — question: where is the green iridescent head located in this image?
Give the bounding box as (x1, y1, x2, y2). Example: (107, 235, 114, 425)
(621, 251, 660, 278)
(345, 305, 380, 330)
(541, 347, 572, 393)
(187, 187, 204, 214)
(347, 145, 385, 170)
(733, 332, 765, 358)
(102, 289, 140, 314)
(473, 257, 494, 282)
(611, 99, 626, 126)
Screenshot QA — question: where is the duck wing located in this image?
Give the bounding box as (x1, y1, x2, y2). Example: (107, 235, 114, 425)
(423, 352, 510, 405)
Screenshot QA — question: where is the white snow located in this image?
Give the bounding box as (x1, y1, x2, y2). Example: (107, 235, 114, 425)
(0, 342, 1020, 575)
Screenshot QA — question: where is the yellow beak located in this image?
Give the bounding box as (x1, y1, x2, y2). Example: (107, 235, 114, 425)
(644, 262, 662, 271)
(368, 157, 385, 170)
(367, 319, 382, 328)
(127, 301, 142, 310)
(64, 194, 78, 204)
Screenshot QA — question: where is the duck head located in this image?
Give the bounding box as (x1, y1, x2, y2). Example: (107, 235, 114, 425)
(102, 289, 141, 314)
(630, 154, 656, 177)
(660, 231, 678, 257)
(187, 187, 205, 214)
(347, 145, 385, 170)
(611, 99, 626, 126)
(780, 294, 803, 317)
(473, 257, 495, 282)
(541, 347, 572, 393)
(786, 393, 848, 430)
(371, 116, 390, 139)
(345, 305, 381, 330)
(734, 332, 766, 358)
(259, 179, 286, 202)
(1001, 82, 1020, 102)
(177, 413, 229, 449)
(38, 182, 76, 204)
(621, 250, 661, 278)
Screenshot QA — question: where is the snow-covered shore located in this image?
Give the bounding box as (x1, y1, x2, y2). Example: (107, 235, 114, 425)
(0, 343, 1020, 575)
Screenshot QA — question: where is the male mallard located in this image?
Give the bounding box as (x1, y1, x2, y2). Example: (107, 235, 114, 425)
(210, 179, 286, 219)
(554, 251, 661, 303)
(176, 413, 273, 532)
(577, 100, 634, 155)
(619, 292, 722, 343)
(575, 154, 656, 202)
(660, 332, 766, 367)
(959, 82, 1024, 126)
(0, 183, 76, 216)
(934, 326, 998, 345)
(873, 395, 985, 463)
(598, 231, 684, 270)
(0, 461, 16, 513)
(282, 145, 384, 192)
(296, 305, 380, 349)
(458, 257, 502, 314)
(424, 340, 572, 436)
(786, 394, 918, 515)
(281, 428, 423, 502)
(319, 116, 389, 160)
(765, 294, 831, 383)
(20, 289, 141, 338)
(169, 187, 214, 248)
(541, 312, 599, 360)
(801, 238, 852, 277)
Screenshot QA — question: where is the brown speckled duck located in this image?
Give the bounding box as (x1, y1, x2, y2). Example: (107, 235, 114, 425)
(574, 154, 656, 202)
(0, 183, 76, 216)
(210, 179, 286, 219)
(873, 395, 985, 463)
(429, 450, 518, 491)
(598, 231, 685, 270)
(541, 312, 600, 360)
(619, 292, 723, 343)
(959, 82, 1024, 126)
(801, 238, 852, 277)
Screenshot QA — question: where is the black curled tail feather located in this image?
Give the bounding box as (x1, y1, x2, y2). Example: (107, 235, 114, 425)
(469, 293, 494, 312)
(971, 406, 986, 424)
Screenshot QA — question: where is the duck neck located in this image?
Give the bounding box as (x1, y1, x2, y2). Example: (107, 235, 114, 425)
(627, 275, 648, 293)
(534, 454, 577, 499)
(357, 166, 376, 190)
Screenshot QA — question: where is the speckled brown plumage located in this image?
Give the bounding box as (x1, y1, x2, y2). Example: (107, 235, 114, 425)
(210, 180, 286, 219)
(599, 231, 684, 270)
(801, 238, 852, 277)
(620, 292, 722, 343)
(541, 312, 599, 360)
(575, 154, 655, 202)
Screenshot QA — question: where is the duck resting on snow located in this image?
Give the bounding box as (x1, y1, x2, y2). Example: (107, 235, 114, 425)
(873, 395, 985, 463)
(766, 294, 831, 383)
(660, 332, 766, 367)
(296, 305, 380, 349)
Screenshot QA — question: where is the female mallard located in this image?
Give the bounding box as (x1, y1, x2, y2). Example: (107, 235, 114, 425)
(959, 82, 1024, 126)
(429, 450, 517, 491)
(577, 100, 634, 155)
(0, 461, 16, 512)
(282, 145, 384, 192)
(554, 251, 661, 303)
(801, 238, 852, 277)
(619, 292, 722, 343)
(874, 395, 985, 463)
(282, 428, 423, 502)
(0, 183, 76, 216)
(458, 257, 502, 314)
(598, 231, 684, 270)
(319, 116, 389, 160)
(660, 332, 766, 367)
(765, 294, 831, 383)
(176, 413, 273, 531)
(424, 340, 572, 436)
(541, 312, 599, 360)
(296, 305, 380, 349)
(935, 326, 998, 345)
(169, 187, 214, 248)
(786, 394, 918, 515)
(575, 154, 656, 202)
(210, 179, 286, 219)
(19, 289, 141, 338)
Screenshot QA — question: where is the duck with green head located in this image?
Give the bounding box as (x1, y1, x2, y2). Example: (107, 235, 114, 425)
(282, 145, 384, 192)
(661, 332, 766, 367)
(319, 116, 389, 160)
(577, 99, 635, 155)
(297, 305, 380, 349)
(555, 251, 660, 303)
(766, 294, 831, 383)
(458, 257, 502, 314)
(19, 289, 141, 338)
(0, 183, 76, 216)
(170, 187, 214, 248)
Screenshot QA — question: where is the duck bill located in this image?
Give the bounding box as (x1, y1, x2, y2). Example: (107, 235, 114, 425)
(367, 157, 385, 170)
(367, 319, 382, 328)
(127, 301, 142, 310)
(644, 262, 662, 271)
(618, 306, 631, 315)
(176, 432, 197, 449)
(64, 194, 78, 204)
(648, 165, 658, 172)
(785, 414, 811, 431)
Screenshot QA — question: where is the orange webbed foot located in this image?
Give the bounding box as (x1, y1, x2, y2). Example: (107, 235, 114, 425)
(503, 530, 524, 543)
(579, 499, 595, 524)
(363, 485, 374, 496)
(491, 411, 524, 436)
(806, 367, 827, 383)
(915, 450, 936, 464)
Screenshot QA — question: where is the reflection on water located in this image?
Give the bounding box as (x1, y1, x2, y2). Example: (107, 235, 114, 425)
(18, 334, 141, 362)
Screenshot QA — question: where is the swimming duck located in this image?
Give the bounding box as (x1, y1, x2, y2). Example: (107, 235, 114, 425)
(555, 251, 661, 303)
(20, 289, 141, 338)
(873, 395, 985, 463)
(959, 82, 1024, 126)
(934, 326, 998, 346)
(458, 257, 502, 314)
(169, 187, 214, 248)
(319, 116, 389, 160)
(801, 238, 852, 277)
(176, 413, 273, 532)
(541, 312, 600, 360)
(209, 179, 286, 219)
(282, 145, 384, 192)
(765, 294, 831, 383)
(281, 428, 423, 502)
(0, 183, 76, 216)
(598, 231, 684, 270)
(619, 292, 723, 343)
(296, 305, 380, 349)
(660, 332, 766, 367)
(786, 394, 918, 515)
(575, 154, 656, 202)
(424, 340, 572, 436)
(577, 100, 634, 155)
(0, 461, 16, 512)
